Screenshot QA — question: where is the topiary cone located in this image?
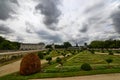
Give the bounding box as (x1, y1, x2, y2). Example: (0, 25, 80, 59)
(20, 53, 41, 75)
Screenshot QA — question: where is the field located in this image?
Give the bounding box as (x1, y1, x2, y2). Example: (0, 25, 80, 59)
(0, 50, 120, 80)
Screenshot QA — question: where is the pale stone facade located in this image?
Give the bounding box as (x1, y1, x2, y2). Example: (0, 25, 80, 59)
(20, 43, 45, 50)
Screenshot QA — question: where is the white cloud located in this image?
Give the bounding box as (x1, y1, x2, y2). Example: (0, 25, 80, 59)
(0, 0, 120, 45)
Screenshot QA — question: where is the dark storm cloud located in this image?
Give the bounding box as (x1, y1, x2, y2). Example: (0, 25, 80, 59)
(111, 8, 120, 34)
(36, 30, 62, 42)
(79, 23, 88, 33)
(0, 0, 18, 20)
(11, 0, 18, 4)
(0, 24, 14, 34)
(35, 0, 61, 30)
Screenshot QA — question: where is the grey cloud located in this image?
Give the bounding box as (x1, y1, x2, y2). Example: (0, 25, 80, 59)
(78, 37, 89, 44)
(79, 23, 88, 33)
(84, 1, 105, 13)
(88, 17, 102, 24)
(25, 22, 34, 33)
(16, 36, 24, 42)
(35, 0, 61, 30)
(0, 24, 14, 34)
(70, 37, 89, 45)
(0, 0, 18, 20)
(111, 8, 120, 34)
(11, 0, 18, 4)
(36, 30, 62, 43)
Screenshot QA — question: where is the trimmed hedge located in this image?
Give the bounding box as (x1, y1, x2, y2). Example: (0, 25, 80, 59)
(81, 63, 92, 71)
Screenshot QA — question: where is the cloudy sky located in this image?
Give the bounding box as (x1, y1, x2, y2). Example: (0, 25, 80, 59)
(0, 0, 120, 45)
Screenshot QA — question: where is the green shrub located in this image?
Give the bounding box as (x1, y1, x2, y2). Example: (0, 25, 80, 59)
(81, 63, 92, 71)
(106, 58, 113, 64)
(89, 50, 95, 54)
(115, 50, 120, 53)
(101, 50, 104, 53)
(108, 50, 114, 55)
(46, 56, 52, 64)
(61, 53, 66, 57)
(56, 57, 63, 65)
(38, 52, 44, 59)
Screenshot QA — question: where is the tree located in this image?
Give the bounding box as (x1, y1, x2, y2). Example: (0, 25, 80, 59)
(0, 36, 20, 50)
(46, 56, 52, 64)
(63, 42, 72, 49)
(56, 57, 63, 66)
(38, 52, 44, 59)
(61, 53, 66, 57)
(108, 50, 114, 55)
(106, 58, 113, 67)
(0, 41, 15, 50)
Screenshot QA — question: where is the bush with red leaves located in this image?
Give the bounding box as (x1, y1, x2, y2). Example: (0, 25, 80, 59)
(20, 53, 41, 75)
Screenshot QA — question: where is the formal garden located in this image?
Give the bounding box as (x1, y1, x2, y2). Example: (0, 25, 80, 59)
(0, 49, 120, 80)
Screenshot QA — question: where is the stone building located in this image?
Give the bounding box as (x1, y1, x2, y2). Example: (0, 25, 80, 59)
(20, 43, 45, 50)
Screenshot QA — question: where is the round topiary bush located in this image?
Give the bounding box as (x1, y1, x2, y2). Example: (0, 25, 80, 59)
(20, 53, 41, 75)
(81, 63, 92, 71)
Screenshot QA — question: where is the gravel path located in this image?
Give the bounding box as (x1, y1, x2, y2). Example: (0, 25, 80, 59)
(33, 73, 120, 80)
(0, 56, 63, 77)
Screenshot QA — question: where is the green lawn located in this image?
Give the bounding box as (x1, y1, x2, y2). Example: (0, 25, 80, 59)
(1, 50, 120, 80)
(64, 51, 120, 66)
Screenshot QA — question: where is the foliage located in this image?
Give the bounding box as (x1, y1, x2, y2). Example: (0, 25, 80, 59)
(89, 50, 95, 54)
(1, 50, 120, 79)
(0, 36, 20, 50)
(81, 63, 92, 71)
(89, 40, 120, 49)
(108, 50, 114, 55)
(46, 49, 52, 55)
(38, 52, 44, 59)
(61, 53, 66, 57)
(56, 57, 62, 65)
(46, 56, 52, 64)
(101, 49, 105, 53)
(106, 58, 113, 64)
(20, 53, 41, 75)
(63, 42, 72, 49)
(45, 45, 52, 48)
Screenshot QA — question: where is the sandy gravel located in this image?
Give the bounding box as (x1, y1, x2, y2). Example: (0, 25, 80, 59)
(0, 56, 63, 77)
(33, 73, 120, 80)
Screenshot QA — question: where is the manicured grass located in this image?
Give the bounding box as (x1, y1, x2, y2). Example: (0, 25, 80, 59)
(1, 50, 120, 80)
(1, 68, 120, 80)
(64, 51, 120, 66)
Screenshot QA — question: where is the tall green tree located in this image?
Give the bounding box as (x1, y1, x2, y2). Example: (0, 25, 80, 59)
(63, 42, 72, 49)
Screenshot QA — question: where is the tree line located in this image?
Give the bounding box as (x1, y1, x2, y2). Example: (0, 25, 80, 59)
(46, 42, 72, 49)
(0, 36, 20, 50)
(89, 40, 120, 49)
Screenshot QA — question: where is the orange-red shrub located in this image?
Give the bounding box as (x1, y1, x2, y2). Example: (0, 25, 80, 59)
(20, 53, 41, 75)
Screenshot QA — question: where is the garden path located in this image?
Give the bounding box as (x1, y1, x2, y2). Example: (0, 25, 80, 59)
(33, 73, 120, 80)
(0, 55, 63, 77)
